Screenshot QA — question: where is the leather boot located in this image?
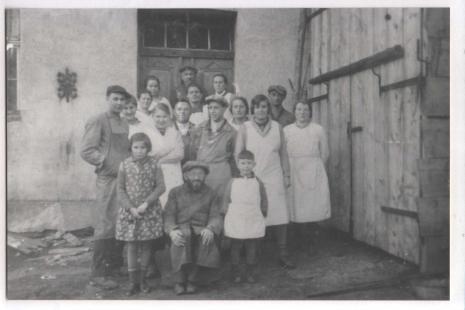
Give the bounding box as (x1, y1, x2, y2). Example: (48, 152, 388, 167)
(245, 264, 256, 283)
(231, 264, 242, 283)
(126, 271, 140, 296)
(139, 268, 151, 293)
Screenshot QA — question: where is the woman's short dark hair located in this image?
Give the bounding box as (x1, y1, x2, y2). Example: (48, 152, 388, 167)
(230, 96, 249, 115)
(250, 94, 271, 115)
(293, 100, 313, 117)
(130, 132, 152, 153)
(138, 90, 152, 99)
(187, 83, 204, 96)
(144, 75, 160, 88)
(126, 94, 138, 107)
(213, 73, 228, 84)
(174, 99, 191, 109)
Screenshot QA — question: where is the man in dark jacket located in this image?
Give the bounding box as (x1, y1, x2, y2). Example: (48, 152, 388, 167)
(164, 161, 222, 295)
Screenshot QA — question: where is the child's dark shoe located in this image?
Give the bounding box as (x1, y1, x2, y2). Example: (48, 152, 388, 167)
(140, 280, 151, 293)
(185, 282, 197, 294)
(126, 283, 140, 296)
(139, 269, 151, 293)
(174, 283, 185, 295)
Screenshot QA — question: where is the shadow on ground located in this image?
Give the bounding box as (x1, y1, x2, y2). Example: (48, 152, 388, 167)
(7, 227, 448, 300)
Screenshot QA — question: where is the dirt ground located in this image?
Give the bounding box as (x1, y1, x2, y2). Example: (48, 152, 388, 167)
(6, 227, 449, 300)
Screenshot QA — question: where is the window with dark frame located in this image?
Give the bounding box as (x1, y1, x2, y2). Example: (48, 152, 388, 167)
(140, 10, 235, 52)
(6, 9, 20, 117)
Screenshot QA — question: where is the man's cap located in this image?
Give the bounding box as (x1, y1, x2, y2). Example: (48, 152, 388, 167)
(267, 85, 287, 97)
(106, 85, 130, 98)
(182, 161, 210, 174)
(205, 94, 228, 107)
(179, 66, 198, 74)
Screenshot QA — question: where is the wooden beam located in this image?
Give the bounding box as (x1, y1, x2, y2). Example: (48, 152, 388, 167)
(381, 205, 418, 220)
(309, 45, 404, 84)
(307, 93, 328, 103)
(380, 76, 425, 93)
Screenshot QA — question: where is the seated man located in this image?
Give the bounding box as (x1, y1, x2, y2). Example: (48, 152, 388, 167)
(164, 161, 222, 295)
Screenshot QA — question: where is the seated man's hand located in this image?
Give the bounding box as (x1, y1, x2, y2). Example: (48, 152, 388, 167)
(200, 228, 214, 245)
(169, 229, 186, 247)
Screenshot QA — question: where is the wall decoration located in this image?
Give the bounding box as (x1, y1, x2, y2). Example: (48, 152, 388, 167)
(57, 67, 77, 102)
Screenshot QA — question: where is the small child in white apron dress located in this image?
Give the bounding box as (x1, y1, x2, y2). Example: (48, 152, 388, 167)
(222, 150, 268, 283)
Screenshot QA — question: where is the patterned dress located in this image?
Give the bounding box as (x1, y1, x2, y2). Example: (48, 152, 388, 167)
(115, 156, 165, 241)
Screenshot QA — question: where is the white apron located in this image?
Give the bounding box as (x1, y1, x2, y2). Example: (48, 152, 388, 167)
(147, 127, 183, 208)
(224, 178, 266, 239)
(244, 121, 289, 226)
(284, 123, 331, 222)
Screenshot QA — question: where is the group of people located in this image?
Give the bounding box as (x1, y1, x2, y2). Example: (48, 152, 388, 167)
(80, 65, 331, 296)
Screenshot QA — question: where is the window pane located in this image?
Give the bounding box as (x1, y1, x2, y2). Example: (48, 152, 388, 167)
(7, 80, 17, 111)
(6, 46, 17, 79)
(167, 18, 187, 48)
(210, 27, 231, 51)
(144, 23, 164, 47)
(188, 22, 208, 49)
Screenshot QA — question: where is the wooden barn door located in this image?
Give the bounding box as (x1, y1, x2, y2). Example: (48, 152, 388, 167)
(138, 10, 236, 105)
(303, 8, 422, 263)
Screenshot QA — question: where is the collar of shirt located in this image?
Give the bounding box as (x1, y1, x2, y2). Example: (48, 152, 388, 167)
(239, 172, 255, 179)
(216, 90, 227, 97)
(176, 121, 191, 134)
(127, 117, 141, 125)
(129, 155, 151, 165)
(201, 119, 233, 133)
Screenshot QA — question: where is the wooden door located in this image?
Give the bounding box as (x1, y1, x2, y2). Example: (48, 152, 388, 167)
(138, 9, 236, 106)
(139, 56, 234, 105)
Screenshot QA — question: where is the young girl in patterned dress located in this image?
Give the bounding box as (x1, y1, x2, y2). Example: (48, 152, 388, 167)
(116, 132, 166, 296)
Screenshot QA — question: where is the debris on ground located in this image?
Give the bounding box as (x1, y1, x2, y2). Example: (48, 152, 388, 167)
(44, 230, 66, 242)
(48, 247, 90, 256)
(44, 252, 92, 266)
(40, 274, 57, 280)
(62, 232, 83, 247)
(7, 233, 48, 255)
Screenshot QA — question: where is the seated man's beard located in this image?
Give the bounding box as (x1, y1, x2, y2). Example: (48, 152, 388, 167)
(186, 178, 203, 191)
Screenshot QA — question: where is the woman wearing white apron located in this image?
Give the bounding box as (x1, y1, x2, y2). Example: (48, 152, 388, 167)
(148, 103, 184, 208)
(284, 101, 331, 248)
(235, 94, 295, 269)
